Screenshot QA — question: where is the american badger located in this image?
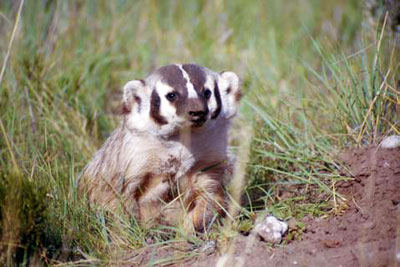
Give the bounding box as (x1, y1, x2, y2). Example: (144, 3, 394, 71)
(78, 64, 241, 232)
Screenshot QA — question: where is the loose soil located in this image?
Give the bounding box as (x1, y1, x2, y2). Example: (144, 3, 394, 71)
(128, 146, 400, 266)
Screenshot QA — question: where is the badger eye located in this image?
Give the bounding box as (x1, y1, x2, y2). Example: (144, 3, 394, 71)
(166, 92, 178, 102)
(203, 89, 212, 99)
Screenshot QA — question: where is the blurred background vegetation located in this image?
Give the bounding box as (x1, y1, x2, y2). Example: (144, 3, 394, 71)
(0, 0, 398, 265)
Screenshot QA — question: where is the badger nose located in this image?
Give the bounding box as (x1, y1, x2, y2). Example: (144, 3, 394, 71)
(187, 99, 208, 123)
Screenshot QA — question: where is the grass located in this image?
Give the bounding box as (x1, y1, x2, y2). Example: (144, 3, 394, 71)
(0, 0, 399, 265)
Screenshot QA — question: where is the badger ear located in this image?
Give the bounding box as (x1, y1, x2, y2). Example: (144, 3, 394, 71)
(219, 71, 242, 119)
(122, 80, 147, 114)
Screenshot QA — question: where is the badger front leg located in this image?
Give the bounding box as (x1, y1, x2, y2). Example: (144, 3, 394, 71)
(182, 167, 227, 233)
(134, 173, 175, 226)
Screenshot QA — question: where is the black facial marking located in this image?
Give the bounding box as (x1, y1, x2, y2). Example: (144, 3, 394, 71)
(134, 94, 142, 113)
(150, 90, 168, 125)
(211, 81, 222, 120)
(155, 65, 188, 115)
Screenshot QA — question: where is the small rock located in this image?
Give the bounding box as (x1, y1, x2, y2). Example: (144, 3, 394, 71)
(254, 215, 288, 244)
(383, 162, 390, 168)
(381, 135, 400, 149)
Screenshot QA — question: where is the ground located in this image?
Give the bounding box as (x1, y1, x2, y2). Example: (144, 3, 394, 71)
(127, 146, 400, 266)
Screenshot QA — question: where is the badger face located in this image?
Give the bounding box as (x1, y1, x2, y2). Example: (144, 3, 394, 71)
(122, 64, 241, 137)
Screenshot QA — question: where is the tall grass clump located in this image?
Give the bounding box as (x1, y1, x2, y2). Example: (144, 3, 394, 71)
(0, 0, 398, 265)
(245, 13, 399, 218)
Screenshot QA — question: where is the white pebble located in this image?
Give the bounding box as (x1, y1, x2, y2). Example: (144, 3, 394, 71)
(383, 162, 389, 168)
(254, 215, 288, 244)
(396, 250, 400, 262)
(381, 135, 400, 149)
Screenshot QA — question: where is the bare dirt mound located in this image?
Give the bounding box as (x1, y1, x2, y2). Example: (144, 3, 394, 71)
(258, 146, 400, 267)
(128, 146, 400, 266)
(192, 146, 400, 267)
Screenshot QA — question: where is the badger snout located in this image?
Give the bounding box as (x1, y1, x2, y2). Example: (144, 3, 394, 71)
(186, 99, 209, 126)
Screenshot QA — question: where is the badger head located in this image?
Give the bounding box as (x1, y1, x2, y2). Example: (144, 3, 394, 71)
(122, 64, 241, 137)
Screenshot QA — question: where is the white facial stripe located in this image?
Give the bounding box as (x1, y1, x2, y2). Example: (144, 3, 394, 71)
(156, 81, 177, 119)
(205, 75, 216, 116)
(204, 74, 214, 92)
(176, 64, 198, 99)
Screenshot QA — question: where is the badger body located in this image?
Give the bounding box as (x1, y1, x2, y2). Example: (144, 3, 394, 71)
(79, 64, 241, 232)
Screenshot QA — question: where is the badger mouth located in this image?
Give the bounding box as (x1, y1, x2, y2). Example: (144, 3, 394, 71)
(190, 117, 207, 127)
